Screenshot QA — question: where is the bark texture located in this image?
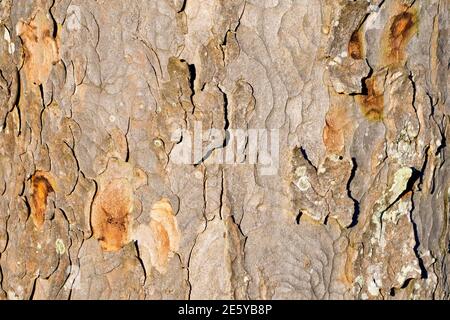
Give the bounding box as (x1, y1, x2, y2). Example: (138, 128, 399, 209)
(0, 0, 449, 300)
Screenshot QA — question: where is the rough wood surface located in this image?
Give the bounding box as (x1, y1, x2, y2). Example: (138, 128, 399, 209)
(0, 0, 448, 300)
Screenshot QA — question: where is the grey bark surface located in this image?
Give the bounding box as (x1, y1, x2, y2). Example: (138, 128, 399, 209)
(0, 0, 449, 299)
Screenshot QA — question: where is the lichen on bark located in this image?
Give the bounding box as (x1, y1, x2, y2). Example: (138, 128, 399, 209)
(0, 0, 448, 300)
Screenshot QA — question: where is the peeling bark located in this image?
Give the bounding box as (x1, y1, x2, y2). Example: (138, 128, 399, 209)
(0, 0, 449, 300)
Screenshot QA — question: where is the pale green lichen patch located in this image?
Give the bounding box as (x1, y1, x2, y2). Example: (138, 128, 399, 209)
(371, 198, 412, 247)
(387, 121, 420, 165)
(294, 166, 307, 177)
(153, 138, 164, 147)
(371, 167, 413, 246)
(396, 263, 421, 287)
(382, 199, 410, 225)
(295, 176, 311, 191)
(388, 167, 412, 202)
(55, 239, 66, 255)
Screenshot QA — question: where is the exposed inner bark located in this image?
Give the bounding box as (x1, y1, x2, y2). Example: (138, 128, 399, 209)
(0, 0, 448, 300)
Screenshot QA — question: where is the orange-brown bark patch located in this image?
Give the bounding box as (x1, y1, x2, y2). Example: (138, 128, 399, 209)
(30, 171, 55, 228)
(356, 76, 385, 121)
(382, 6, 418, 66)
(17, 9, 60, 86)
(348, 30, 364, 60)
(92, 179, 133, 251)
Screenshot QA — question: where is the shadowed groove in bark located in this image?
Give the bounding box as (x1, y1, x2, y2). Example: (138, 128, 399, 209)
(0, 0, 448, 300)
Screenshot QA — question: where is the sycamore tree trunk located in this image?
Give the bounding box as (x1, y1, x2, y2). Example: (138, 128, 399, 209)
(0, 0, 448, 300)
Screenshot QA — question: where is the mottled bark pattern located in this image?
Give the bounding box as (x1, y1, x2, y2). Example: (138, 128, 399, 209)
(0, 0, 448, 300)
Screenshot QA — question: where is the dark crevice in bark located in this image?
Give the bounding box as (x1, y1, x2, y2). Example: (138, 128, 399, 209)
(382, 167, 421, 215)
(349, 59, 373, 97)
(193, 86, 230, 166)
(0, 262, 4, 296)
(15, 104, 22, 137)
(64, 141, 80, 195)
(435, 119, 447, 158)
(28, 276, 38, 300)
(177, 0, 187, 13)
(23, 196, 32, 223)
(219, 168, 224, 220)
(410, 193, 428, 279)
(417, 146, 430, 191)
(87, 175, 98, 239)
(58, 207, 70, 225)
(299, 146, 317, 171)
(182, 60, 196, 111)
(38, 84, 46, 145)
(186, 169, 209, 299)
(186, 231, 199, 300)
(426, 91, 438, 118)
(133, 241, 147, 285)
(408, 72, 417, 113)
(125, 117, 131, 162)
(347, 157, 361, 228)
(219, 85, 230, 148)
(323, 213, 329, 225)
(1, 216, 10, 255)
(295, 210, 303, 224)
(401, 278, 414, 289)
(389, 287, 396, 296)
(49, 0, 58, 38)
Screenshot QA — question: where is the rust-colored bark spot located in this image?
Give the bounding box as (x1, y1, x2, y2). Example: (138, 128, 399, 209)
(356, 76, 384, 121)
(16, 9, 60, 86)
(92, 179, 133, 251)
(131, 198, 180, 274)
(150, 198, 180, 256)
(148, 199, 180, 273)
(323, 109, 345, 153)
(348, 30, 363, 60)
(323, 99, 355, 153)
(383, 7, 418, 65)
(149, 220, 171, 271)
(30, 171, 55, 228)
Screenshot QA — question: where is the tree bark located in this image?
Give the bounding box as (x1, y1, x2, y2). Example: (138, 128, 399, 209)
(0, 0, 448, 299)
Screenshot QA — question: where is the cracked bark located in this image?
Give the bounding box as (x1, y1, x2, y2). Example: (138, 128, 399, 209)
(0, 0, 449, 300)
